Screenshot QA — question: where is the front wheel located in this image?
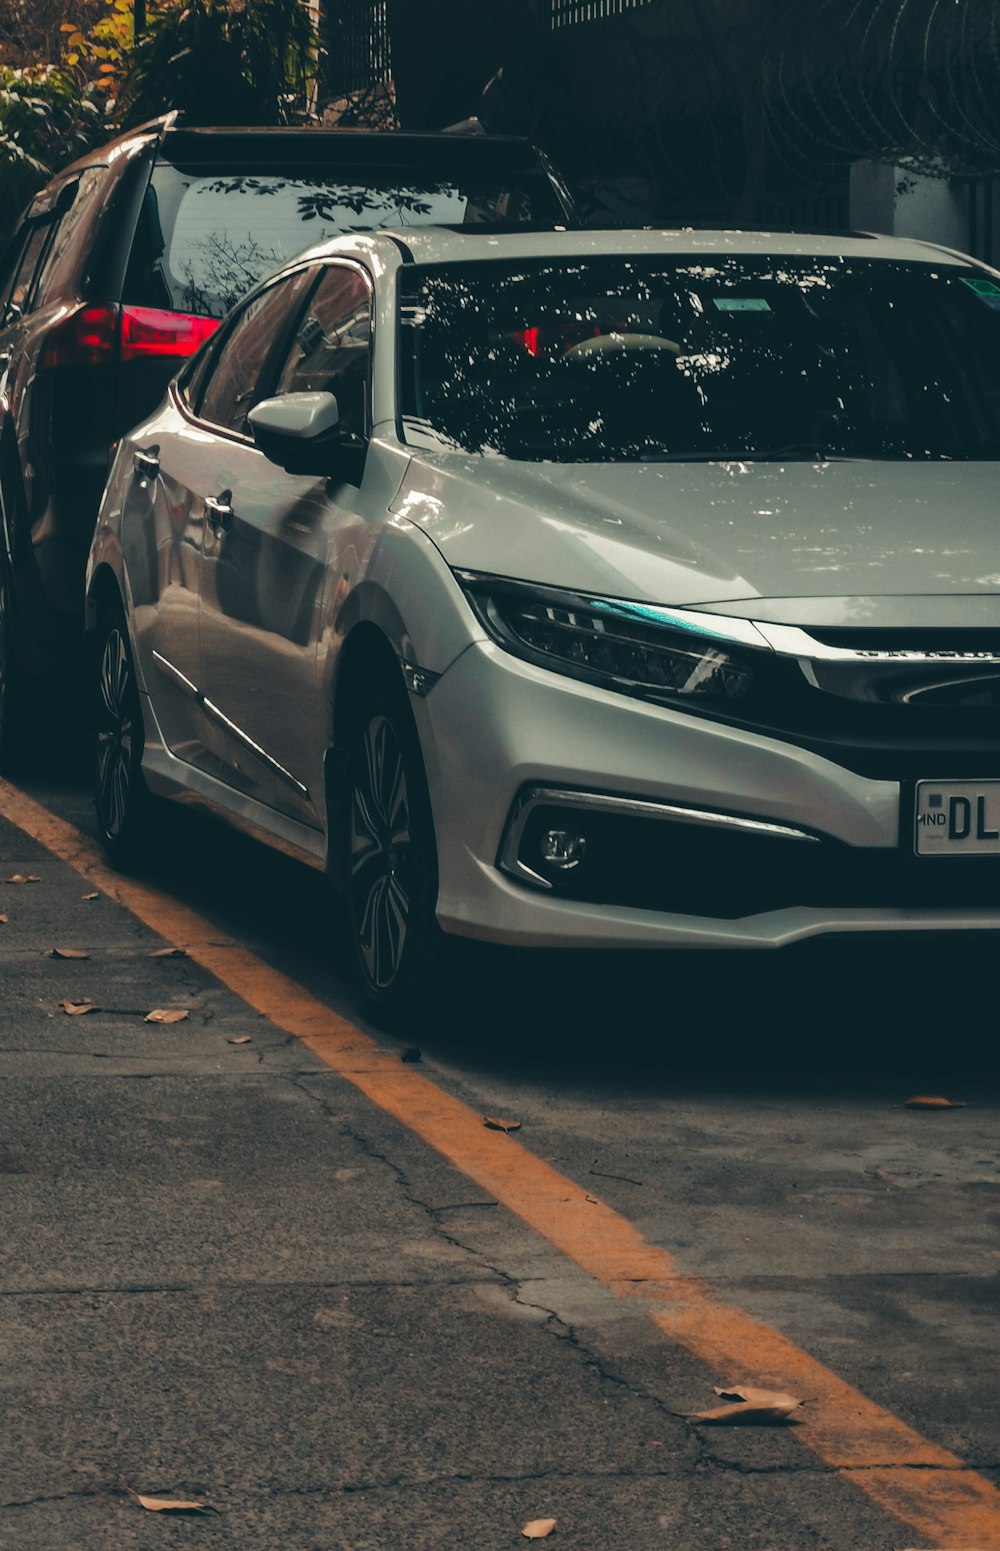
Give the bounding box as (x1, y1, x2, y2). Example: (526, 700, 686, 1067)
(94, 604, 153, 866)
(0, 555, 35, 776)
(343, 685, 442, 1028)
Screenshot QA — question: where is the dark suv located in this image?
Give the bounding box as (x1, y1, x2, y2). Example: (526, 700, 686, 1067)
(0, 115, 575, 764)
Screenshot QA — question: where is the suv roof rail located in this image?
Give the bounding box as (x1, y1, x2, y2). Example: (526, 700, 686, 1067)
(112, 109, 181, 139)
(155, 124, 556, 171)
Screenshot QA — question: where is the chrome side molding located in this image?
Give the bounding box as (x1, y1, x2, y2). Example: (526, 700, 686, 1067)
(152, 650, 309, 798)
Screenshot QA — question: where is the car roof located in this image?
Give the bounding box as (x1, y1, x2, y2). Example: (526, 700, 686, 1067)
(157, 126, 557, 171)
(50, 118, 559, 177)
(350, 225, 982, 269)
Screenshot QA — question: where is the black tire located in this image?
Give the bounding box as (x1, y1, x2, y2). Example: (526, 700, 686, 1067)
(0, 555, 33, 776)
(343, 682, 442, 1027)
(0, 556, 15, 775)
(94, 604, 153, 866)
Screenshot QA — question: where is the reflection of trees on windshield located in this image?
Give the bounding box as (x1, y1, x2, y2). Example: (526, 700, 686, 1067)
(197, 175, 449, 225)
(171, 177, 456, 311)
(401, 259, 1000, 464)
(298, 188, 434, 223)
(178, 232, 287, 316)
(167, 174, 544, 318)
(191, 174, 536, 226)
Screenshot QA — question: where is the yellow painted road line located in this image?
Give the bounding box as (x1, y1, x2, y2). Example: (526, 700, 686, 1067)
(4, 775, 999, 1549)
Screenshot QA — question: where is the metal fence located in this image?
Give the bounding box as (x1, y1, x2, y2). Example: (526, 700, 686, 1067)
(323, 0, 391, 96)
(550, 0, 655, 28)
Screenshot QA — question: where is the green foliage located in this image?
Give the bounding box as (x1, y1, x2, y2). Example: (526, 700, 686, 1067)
(61, 0, 134, 96)
(0, 0, 321, 240)
(0, 65, 103, 235)
(116, 0, 317, 127)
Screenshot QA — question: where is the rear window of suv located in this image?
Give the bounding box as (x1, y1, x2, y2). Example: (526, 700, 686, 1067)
(123, 160, 566, 319)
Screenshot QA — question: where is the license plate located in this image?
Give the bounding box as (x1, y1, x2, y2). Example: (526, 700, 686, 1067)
(914, 780, 1000, 856)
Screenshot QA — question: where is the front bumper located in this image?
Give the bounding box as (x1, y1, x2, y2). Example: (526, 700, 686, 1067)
(417, 640, 1000, 948)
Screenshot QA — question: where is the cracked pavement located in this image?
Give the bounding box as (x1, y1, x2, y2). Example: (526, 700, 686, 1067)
(1, 787, 998, 1548)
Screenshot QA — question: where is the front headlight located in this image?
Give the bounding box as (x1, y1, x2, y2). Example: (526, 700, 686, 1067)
(455, 570, 776, 706)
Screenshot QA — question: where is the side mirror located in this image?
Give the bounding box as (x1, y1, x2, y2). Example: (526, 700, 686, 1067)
(248, 391, 365, 480)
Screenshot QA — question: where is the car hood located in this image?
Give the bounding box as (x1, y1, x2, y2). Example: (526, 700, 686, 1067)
(391, 454, 1000, 627)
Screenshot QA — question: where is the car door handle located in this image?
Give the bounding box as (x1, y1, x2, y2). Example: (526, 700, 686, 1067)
(132, 445, 160, 480)
(204, 490, 234, 532)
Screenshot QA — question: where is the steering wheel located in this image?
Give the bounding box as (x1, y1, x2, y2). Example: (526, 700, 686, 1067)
(563, 332, 682, 360)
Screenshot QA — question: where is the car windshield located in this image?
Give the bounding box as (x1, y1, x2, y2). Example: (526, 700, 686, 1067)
(124, 164, 564, 318)
(398, 254, 1000, 462)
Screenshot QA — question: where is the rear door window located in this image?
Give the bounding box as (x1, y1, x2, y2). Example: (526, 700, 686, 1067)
(33, 167, 116, 305)
(4, 221, 55, 320)
(0, 227, 30, 312)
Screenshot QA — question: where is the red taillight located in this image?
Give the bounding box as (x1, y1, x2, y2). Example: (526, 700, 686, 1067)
(41, 305, 119, 368)
(508, 326, 541, 356)
(41, 304, 219, 369)
(119, 305, 220, 362)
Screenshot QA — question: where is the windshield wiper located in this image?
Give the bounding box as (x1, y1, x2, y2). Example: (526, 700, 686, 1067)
(644, 445, 922, 463)
(733, 444, 834, 461)
(616, 446, 838, 463)
(499, 441, 940, 464)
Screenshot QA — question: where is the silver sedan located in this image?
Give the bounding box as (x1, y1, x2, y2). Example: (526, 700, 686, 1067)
(87, 226, 1000, 1022)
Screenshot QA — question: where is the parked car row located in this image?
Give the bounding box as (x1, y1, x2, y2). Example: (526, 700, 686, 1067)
(0, 114, 573, 764)
(6, 114, 1000, 1023)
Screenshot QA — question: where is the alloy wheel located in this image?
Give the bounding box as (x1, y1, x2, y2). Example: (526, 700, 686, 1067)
(349, 712, 413, 991)
(96, 626, 134, 841)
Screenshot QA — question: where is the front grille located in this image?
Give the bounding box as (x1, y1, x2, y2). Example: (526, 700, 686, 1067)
(509, 797, 1000, 918)
(697, 639, 1000, 779)
(695, 700, 1000, 781)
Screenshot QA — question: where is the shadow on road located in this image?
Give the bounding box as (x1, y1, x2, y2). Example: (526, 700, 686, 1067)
(432, 932, 997, 1098)
(28, 769, 999, 1101)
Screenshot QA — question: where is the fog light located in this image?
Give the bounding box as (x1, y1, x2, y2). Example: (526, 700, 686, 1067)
(541, 827, 587, 870)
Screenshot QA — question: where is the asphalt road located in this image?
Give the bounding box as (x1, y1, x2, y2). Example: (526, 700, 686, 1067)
(1, 769, 998, 1550)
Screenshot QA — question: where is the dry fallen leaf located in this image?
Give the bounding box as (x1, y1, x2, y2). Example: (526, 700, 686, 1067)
(144, 1008, 189, 1024)
(521, 1520, 557, 1540)
(51, 947, 90, 960)
(149, 946, 187, 958)
(684, 1385, 805, 1425)
(227, 1035, 252, 1045)
(60, 998, 98, 1016)
(484, 1116, 521, 1133)
(81, 892, 99, 902)
(127, 1489, 209, 1514)
(903, 1095, 967, 1109)
(715, 1384, 802, 1406)
(0, 913, 7, 925)
(6, 874, 39, 884)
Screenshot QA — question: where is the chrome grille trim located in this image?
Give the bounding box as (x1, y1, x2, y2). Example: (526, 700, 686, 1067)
(757, 622, 1000, 664)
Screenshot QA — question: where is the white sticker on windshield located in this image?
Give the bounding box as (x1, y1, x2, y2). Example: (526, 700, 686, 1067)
(713, 297, 771, 312)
